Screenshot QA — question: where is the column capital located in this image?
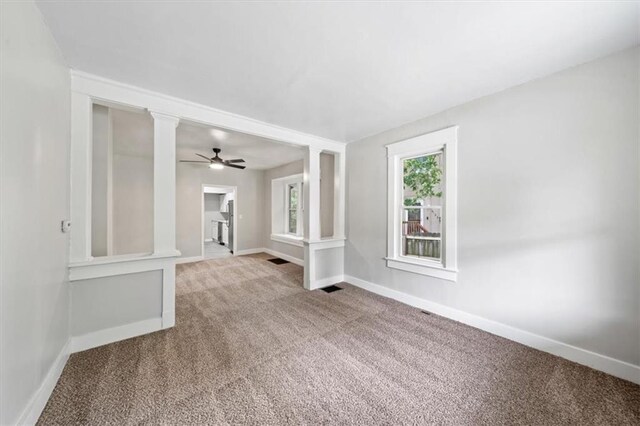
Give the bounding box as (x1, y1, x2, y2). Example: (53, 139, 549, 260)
(149, 110, 180, 127)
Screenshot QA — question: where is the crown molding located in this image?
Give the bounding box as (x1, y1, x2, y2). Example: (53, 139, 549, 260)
(70, 70, 345, 153)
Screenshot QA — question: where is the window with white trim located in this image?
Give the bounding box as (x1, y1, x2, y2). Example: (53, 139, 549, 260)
(271, 173, 304, 246)
(286, 181, 303, 236)
(386, 126, 458, 281)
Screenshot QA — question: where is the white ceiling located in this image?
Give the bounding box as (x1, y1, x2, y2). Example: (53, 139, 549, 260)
(177, 119, 304, 170)
(38, 2, 638, 142)
(110, 107, 304, 169)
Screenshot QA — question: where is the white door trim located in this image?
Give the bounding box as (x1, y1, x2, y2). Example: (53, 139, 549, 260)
(201, 184, 237, 259)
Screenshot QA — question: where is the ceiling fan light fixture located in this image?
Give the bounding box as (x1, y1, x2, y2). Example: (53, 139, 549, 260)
(209, 163, 224, 170)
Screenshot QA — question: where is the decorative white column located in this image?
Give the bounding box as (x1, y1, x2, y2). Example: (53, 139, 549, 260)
(150, 111, 180, 256)
(303, 146, 322, 289)
(303, 146, 322, 242)
(333, 151, 346, 239)
(70, 92, 93, 262)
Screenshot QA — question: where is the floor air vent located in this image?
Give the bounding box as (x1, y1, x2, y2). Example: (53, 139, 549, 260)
(268, 258, 289, 265)
(321, 285, 343, 293)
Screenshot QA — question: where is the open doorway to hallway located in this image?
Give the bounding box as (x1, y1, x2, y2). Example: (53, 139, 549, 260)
(202, 185, 236, 259)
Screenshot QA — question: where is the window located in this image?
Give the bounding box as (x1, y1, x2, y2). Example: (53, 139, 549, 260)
(271, 173, 304, 245)
(286, 182, 303, 235)
(386, 126, 458, 281)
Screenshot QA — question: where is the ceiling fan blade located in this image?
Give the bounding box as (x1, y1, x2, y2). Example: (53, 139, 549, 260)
(225, 163, 246, 170)
(180, 160, 210, 163)
(226, 159, 245, 163)
(196, 153, 212, 161)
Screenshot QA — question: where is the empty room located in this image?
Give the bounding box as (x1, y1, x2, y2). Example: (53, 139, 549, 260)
(1, 1, 638, 425)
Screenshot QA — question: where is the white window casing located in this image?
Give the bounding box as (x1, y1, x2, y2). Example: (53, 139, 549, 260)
(386, 126, 458, 281)
(271, 173, 304, 246)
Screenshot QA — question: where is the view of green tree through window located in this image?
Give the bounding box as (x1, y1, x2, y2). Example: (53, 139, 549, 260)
(402, 151, 443, 260)
(287, 183, 299, 234)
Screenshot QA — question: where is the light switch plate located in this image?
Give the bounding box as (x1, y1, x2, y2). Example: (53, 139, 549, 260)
(61, 220, 71, 233)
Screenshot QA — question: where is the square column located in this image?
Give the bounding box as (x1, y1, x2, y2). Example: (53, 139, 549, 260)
(69, 92, 93, 262)
(333, 151, 346, 239)
(303, 146, 322, 242)
(150, 111, 180, 256)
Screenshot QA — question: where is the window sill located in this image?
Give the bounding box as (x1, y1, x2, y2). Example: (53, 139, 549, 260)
(385, 257, 457, 282)
(271, 234, 304, 247)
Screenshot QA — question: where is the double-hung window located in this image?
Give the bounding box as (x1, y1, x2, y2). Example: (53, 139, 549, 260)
(270, 173, 303, 245)
(386, 126, 458, 281)
(286, 182, 303, 236)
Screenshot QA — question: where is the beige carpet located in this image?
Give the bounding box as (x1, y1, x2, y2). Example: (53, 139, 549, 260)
(39, 253, 639, 425)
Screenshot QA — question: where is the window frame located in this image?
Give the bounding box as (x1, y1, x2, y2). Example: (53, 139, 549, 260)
(270, 173, 304, 246)
(386, 126, 458, 282)
(285, 181, 303, 237)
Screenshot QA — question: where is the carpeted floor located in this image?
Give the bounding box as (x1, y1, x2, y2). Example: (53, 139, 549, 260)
(39, 253, 639, 425)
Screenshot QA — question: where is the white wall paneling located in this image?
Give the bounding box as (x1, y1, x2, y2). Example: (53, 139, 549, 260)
(69, 254, 176, 345)
(304, 238, 345, 290)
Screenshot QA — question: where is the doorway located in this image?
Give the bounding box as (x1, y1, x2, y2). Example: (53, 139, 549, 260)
(202, 185, 237, 259)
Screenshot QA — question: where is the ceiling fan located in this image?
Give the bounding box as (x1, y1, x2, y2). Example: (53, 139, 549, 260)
(180, 148, 246, 170)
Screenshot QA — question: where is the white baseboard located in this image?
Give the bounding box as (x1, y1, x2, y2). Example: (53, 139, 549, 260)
(311, 274, 345, 290)
(262, 248, 304, 266)
(177, 248, 304, 266)
(71, 318, 162, 353)
(16, 339, 70, 426)
(235, 248, 265, 256)
(344, 274, 640, 385)
(175, 255, 204, 264)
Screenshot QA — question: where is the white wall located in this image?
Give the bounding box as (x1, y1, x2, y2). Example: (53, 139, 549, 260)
(0, 1, 71, 424)
(346, 48, 639, 367)
(111, 112, 154, 255)
(177, 163, 263, 258)
(320, 152, 335, 238)
(90, 107, 154, 256)
(91, 105, 111, 257)
(112, 154, 154, 254)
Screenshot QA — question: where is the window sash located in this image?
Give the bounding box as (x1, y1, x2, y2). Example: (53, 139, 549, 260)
(400, 152, 444, 262)
(385, 126, 458, 281)
(285, 182, 303, 236)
